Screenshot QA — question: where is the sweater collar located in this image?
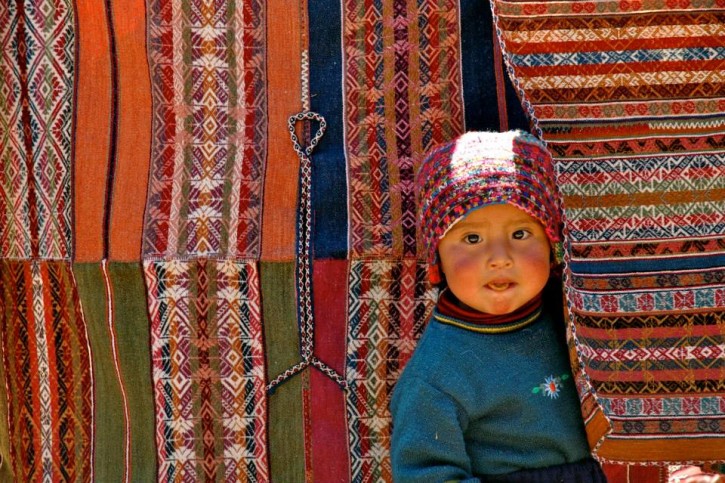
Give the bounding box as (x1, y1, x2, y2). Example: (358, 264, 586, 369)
(433, 288, 543, 334)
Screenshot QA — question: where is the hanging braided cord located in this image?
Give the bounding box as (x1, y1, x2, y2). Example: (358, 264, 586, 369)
(267, 111, 346, 393)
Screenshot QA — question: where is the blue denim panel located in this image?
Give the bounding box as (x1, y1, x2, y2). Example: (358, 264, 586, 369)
(309, 0, 348, 260)
(461, 0, 528, 132)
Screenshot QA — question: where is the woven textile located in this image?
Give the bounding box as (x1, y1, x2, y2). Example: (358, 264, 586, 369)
(143, 0, 266, 260)
(346, 260, 436, 482)
(0, 0, 74, 259)
(343, 0, 466, 259)
(492, 0, 725, 463)
(3, 0, 712, 480)
(75, 262, 158, 482)
(0, 1, 92, 479)
(0, 260, 92, 481)
(141, 0, 271, 479)
(144, 259, 267, 481)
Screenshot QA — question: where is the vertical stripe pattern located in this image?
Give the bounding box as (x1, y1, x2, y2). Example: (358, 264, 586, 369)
(0, 260, 92, 481)
(143, 0, 270, 478)
(346, 260, 436, 481)
(0, 0, 74, 259)
(343, 0, 465, 258)
(144, 0, 267, 260)
(0, 1, 94, 479)
(144, 259, 267, 481)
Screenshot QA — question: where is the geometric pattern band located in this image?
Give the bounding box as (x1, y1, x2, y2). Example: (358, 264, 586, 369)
(570, 287, 725, 314)
(144, 259, 268, 481)
(346, 260, 436, 481)
(343, 0, 465, 259)
(0, 260, 92, 481)
(0, 0, 74, 260)
(493, 0, 725, 462)
(143, 0, 266, 260)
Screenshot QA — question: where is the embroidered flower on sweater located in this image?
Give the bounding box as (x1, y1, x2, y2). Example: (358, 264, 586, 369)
(532, 374, 570, 399)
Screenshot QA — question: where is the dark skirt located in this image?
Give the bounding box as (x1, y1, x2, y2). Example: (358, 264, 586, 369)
(482, 458, 607, 483)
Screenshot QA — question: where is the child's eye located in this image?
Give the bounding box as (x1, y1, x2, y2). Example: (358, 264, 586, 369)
(512, 229, 531, 240)
(463, 233, 481, 244)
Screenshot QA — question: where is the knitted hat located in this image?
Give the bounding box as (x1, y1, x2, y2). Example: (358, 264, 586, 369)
(416, 130, 563, 283)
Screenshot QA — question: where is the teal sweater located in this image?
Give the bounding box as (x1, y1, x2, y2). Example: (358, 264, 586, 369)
(390, 300, 591, 482)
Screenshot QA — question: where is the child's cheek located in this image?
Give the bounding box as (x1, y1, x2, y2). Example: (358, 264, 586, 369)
(446, 252, 476, 277)
(523, 248, 552, 276)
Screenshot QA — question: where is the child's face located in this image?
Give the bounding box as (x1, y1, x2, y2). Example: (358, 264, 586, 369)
(438, 204, 551, 315)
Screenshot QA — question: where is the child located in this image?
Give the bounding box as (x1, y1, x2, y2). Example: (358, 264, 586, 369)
(390, 131, 606, 482)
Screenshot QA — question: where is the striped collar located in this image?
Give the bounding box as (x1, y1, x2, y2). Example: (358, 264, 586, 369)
(433, 289, 543, 334)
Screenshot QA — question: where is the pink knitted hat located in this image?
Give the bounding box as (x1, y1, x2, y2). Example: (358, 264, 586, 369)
(416, 130, 563, 283)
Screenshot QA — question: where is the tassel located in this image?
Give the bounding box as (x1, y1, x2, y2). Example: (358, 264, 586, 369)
(428, 264, 441, 284)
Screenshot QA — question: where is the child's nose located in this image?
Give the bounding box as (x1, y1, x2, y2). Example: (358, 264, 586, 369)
(487, 243, 513, 268)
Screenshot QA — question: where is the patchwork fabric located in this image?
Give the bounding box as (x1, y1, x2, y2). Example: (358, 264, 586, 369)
(0, 260, 92, 481)
(346, 260, 436, 482)
(492, 0, 725, 462)
(2, 0, 720, 480)
(141, 0, 271, 478)
(144, 259, 267, 481)
(0, 1, 93, 480)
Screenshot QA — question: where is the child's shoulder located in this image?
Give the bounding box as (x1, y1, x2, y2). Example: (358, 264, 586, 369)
(397, 322, 454, 380)
(400, 318, 490, 382)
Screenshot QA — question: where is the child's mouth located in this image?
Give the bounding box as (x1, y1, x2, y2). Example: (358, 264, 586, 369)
(487, 282, 512, 291)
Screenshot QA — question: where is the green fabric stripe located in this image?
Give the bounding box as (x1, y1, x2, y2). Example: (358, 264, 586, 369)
(74, 263, 126, 482)
(0, 314, 14, 482)
(107, 262, 157, 482)
(261, 262, 306, 482)
(62, 262, 94, 471)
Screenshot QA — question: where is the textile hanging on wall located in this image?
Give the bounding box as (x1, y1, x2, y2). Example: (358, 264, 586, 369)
(0, 0, 719, 481)
(0, 1, 92, 480)
(492, 0, 725, 464)
(141, 0, 269, 478)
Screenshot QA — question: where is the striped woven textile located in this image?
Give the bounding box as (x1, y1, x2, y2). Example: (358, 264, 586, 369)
(492, 0, 725, 464)
(0, 0, 719, 481)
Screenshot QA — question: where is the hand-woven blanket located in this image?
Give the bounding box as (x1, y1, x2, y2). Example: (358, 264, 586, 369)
(492, 0, 725, 465)
(0, 0, 721, 480)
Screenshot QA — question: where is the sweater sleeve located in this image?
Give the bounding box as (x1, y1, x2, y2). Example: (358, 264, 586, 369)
(390, 375, 480, 483)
